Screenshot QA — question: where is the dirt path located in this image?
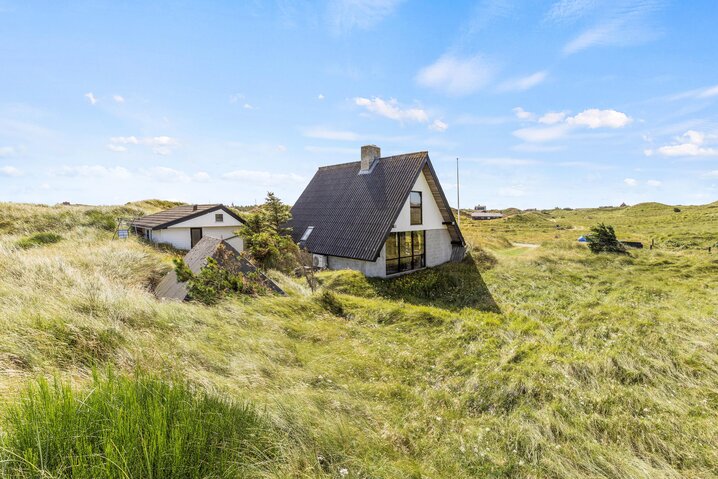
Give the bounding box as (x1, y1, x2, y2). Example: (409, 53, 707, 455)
(512, 242, 540, 249)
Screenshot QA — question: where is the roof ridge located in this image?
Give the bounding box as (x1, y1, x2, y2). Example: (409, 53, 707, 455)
(317, 151, 428, 170)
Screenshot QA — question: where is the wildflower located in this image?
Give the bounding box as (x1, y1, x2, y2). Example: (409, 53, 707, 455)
(339, 467, 349, 477)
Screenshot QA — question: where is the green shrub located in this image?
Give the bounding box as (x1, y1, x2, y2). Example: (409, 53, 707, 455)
(173, 257, 269, 305)
(586, 223, 626, 254)
(16, 232, 63, 249)
(0, 371, 280, 478)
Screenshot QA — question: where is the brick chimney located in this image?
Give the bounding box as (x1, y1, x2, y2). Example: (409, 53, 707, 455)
(360, 145, 380, 173)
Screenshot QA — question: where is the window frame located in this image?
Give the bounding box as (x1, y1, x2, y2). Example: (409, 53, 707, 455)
(385, 230, 425, 275)
(409, 191, 422, 225)
(300, 226, 314, 242)
(215, 213, 224, 222)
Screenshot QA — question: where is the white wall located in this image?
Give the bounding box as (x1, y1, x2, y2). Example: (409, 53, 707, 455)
(151, 226, 243, 251)
(327, 245, 387, 278)
(170, 209, 243, 228)
(391, 171, 446, 232)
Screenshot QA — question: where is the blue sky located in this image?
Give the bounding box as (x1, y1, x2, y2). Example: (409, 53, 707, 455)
(1, 0, 717, 209)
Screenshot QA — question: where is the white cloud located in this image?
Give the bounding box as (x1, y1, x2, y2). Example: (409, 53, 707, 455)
(318, 94, 325, 100)
(229, 93, 244, 104)
(646, 179, 662, 186)
(55, 165, 131, 179)
(429, 119, 448, 132)
(354, 97, 428, 123)
(110, 136, 140, 144)
(567, 109, 632, 128)
(113, 95, 125, 103)
(670, 84, 718, 101)
(538, 111, 567, 125)
(0, 165, 22, 177)
(647, 130, 718, 157)
(276, 145, 287, 152)
(84, 92, 97, 105)
(109, 135, 178, 156)
(243, 103, 255, 110)
(624, 178, 637, 186)
(498, 71, 548, 92)
(303, 127, 361, 141)
(546, 0, 599, 23)
(222, 170, 304, 186)
(416, 54, 495, 96)
(703, 170, 718, 178)
(327, 0, 403, 34)
(513, 107, 535, 120)
(194, 171, 211, 182)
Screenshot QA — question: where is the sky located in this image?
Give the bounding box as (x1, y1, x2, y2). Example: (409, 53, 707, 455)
(1, 0, 718, 209)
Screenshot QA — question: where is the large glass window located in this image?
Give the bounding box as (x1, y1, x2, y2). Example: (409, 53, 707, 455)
(410, 191, 422, 225)
(385, 230, 425, 275)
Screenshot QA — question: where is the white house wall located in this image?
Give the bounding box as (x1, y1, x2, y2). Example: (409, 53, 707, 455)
(327, 244, 387, 278)
(170, 209, 243, 229)
(151, 226, 243, 251)
(391, 171, 446, 232)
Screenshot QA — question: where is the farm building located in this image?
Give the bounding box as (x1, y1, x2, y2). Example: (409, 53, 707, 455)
(131, 204, 245, 251)
(290, 145, 465, 278)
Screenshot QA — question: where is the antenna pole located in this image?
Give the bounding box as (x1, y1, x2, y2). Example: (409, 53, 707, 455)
(456, 157, 460, 228)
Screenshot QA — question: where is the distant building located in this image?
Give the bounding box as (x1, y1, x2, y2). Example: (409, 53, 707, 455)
(474, 205, 487, 211)
(471, 212, 504, 220)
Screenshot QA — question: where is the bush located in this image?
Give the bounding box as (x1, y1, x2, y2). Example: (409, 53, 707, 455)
(0, 371, 280, 478)
(173, 257, 269, 305)
(673, 207, 681, 213)
(586, 223, 626, 254)
(16, 232, 63, 249)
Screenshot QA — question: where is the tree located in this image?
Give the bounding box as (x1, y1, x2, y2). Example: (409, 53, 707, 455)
(586, 223, 626, 254)
(238, 192, 299, 272)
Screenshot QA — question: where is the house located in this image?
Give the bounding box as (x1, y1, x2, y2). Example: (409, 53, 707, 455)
(131, 204, 245, 251)
(154, 236, 283, 301)
(290, 145, 465, 278)
(471, 212, 504, 220)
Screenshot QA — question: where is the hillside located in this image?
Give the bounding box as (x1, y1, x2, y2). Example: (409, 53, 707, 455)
(0, 201, 717, 478)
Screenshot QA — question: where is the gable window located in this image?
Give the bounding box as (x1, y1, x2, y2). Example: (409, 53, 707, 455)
(385, 231, 425, 275)
(215, 213, 224, 222)
(300, 226, 314, 242)
(410, 191, 422, 225)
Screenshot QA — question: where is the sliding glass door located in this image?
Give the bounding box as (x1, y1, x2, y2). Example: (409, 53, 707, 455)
(385, 231, 425, 275)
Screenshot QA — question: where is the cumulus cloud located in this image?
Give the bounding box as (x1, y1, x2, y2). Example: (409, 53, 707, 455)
(513, 107, 632, 142)
(0, 165, 22, 177)
(538, 111, 567, 125)
(107, 144, 127, 153)
(84, 92, 97, 105)
(416, 54, 495, 96)
(429, 119, 448, 132)
(646, 179, 662, 187)
(567, 109, 632, 128)
(624, 178, 637, 186)
(513, 107, 535, 120)
(327, 0, 403, 34)
(113, 95, 125, 103)
(646, 130, 718, 157)
(318, 94, 325, 100)
(243, 103, 255, 110)
(354, 97, 428, 123)
(498, 71, 548, 92)
(222, 170, 304, 186)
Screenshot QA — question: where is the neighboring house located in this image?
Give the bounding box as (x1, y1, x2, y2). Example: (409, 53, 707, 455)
(290, 145, 466, 278)
(131, 204, 245, 251)
(471, 212, 504, 220)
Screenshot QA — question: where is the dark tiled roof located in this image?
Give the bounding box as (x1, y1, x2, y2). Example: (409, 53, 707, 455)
(131, 204, 244, 230)
(155, 236, 283, 300)
(290, 151, 464, 261)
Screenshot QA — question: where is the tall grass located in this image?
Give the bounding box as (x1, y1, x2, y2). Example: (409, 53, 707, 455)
(1, 371, 280, 478)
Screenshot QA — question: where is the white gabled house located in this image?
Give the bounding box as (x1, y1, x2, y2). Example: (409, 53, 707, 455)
(131, 204, 245, 251)
(290, 145, 466, 277)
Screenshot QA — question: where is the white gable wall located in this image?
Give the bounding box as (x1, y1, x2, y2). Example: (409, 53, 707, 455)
(391, 170, 447, 232)
(147, 208, 244, 251)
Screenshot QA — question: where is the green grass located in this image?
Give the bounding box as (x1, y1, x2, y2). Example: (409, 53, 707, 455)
(16, 232, 63, 249)
(0, 201, 717, 478)
(1, 371, 282, 478)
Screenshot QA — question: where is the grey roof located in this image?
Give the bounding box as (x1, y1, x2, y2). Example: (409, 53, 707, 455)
(155, 236, 283, 300)
(290, 151, 465, 261)
(132, 204, 244, 230)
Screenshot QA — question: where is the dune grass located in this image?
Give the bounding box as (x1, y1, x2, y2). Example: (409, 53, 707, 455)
(0, 201, 717, 478)
(1, 370, 281, 478)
